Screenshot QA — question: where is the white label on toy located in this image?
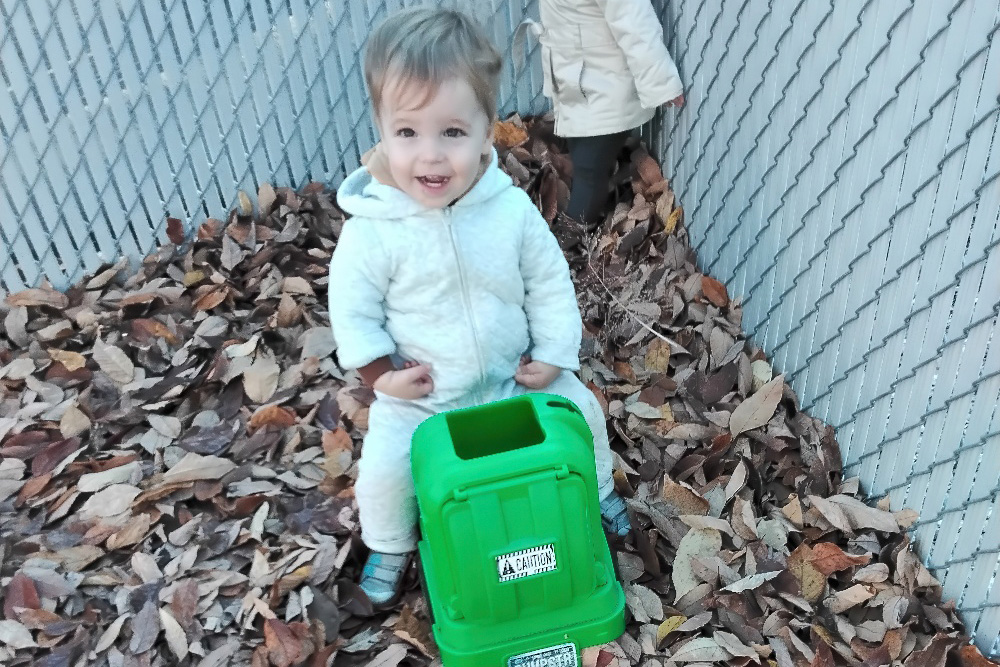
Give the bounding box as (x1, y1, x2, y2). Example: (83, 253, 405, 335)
(496, 543, 557, 582)
(507, 642, 578, 667)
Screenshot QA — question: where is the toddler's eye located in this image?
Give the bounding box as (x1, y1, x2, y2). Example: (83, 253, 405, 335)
(444, 127, 467, 138)
(396, 128, 415, 138)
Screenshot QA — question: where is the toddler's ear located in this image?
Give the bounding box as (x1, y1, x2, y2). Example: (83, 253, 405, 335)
(482, 121, 496, 154)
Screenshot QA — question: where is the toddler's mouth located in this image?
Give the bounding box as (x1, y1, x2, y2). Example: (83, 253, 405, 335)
(417, 175, 450, 190)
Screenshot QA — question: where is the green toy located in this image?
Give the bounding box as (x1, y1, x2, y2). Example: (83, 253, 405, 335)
(411, 393, 626, 667)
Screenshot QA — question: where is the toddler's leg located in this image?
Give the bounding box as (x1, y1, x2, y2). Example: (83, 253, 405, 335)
(517, 371, 615, 501)
(355, 395, 433, 554)
(565, 131, 630, 227)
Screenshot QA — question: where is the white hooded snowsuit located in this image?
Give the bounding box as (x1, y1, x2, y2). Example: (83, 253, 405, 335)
(328, 148, 615, 553)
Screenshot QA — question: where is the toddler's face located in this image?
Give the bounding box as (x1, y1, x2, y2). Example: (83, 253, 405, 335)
(377, 75, 494, 209)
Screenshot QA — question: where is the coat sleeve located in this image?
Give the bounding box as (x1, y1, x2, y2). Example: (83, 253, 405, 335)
(595, 0, 683, 108)
(518, 198, 583, 371)
(327, 220, 397, 370)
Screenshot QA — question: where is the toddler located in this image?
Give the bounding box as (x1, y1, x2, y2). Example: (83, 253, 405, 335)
(327, 7, 629, 607)
(530, 0, 684, 227)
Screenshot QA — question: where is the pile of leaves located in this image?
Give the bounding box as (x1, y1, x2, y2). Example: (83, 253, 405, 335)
(0, 113, 995, 667)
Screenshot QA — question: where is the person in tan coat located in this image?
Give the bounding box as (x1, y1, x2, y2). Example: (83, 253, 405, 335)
(530, 0, 684, 227)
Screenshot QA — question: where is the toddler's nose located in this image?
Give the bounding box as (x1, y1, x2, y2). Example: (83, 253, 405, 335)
(420, 137, 446, 163)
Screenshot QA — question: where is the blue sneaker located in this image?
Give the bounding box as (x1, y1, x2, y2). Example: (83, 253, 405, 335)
(360, 551, 412, 607)
(599, 491, 633, 537)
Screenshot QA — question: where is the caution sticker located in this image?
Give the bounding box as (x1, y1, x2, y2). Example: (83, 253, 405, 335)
(507, 642, 578, 667)
(496, 544, 557, 582)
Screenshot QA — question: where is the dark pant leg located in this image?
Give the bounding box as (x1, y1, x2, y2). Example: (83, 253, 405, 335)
(565, 131, 630, 226)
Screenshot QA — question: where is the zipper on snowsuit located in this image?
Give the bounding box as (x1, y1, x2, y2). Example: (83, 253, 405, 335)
(443, 207, 488, 403)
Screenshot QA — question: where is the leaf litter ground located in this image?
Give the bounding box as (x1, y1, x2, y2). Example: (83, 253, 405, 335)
(0, 114, 995, 667)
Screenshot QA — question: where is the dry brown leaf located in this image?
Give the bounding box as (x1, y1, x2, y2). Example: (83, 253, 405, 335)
(0, 619, 37, 649)
(809, 542, 871, 575)
(159, 608, 188, 660)
(263, 618, 302, 667)
(3, 573, 41, 619)
(249, 405, 298, 431)
(788, 543, 826, 602)
(828, 583, 875, 613)
(48, 349, 86, 371)
(673, 528, 722, 603)
(129, 600, 161, 654)
(959, 645, 1000, 667)
(162, 453, 237, 484)
(79, 483, 141, 519)
(193, 287, 228, 311)
(661, 477, 710, 515)
(92, 336, 135, 385)
(669, 636, 730, 662)
(5, 286, 69, 309)
(645, 337, 672, 373)
(493, 120, 528, 148)
(729, 374, 784, 436)
(258, 182, 277, 216)
(701, 275, 729, 307)
(664, 205, 683, 234)
(166, 217, 185, 244)
(244, 354, 281, 403)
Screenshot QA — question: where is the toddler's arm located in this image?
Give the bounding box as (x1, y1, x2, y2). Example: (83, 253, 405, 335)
(518, 198, 584, 374)
(596, 0, 684, 108)
(327, 221, 398, 377)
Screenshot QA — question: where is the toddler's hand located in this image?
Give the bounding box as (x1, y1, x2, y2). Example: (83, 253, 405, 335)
(373, 362, 434, 399)
(515, 358, 561, 389)
(663, 94, 685, 108)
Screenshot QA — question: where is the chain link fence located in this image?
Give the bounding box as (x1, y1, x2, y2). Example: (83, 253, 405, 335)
(3, 0, 999, 656)
(654, 0, 1000, 655)
(0, 0, 547, 293)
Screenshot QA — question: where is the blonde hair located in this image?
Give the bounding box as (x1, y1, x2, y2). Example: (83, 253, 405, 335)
(364, 8, 502, 121)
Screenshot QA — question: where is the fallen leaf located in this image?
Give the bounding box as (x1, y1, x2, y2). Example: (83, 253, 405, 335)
(162, 453, 237, 484)
(159, 608, 188, 660)
(809, 542, 871, 575)
(48, 349, 86, 371)
(92, 613, 129, 654)
(250, 405, 298, 430)
(828, 583, 875, 613)
(364, 643, 408, 667)
(79, 484, 141, 519)
(788, 543, 826, 602)
(263, 618, 302, 667)
(59, 405, 91, 438)
(721, 570, 781, 593)
(656, 615, 686, 645)
(959, 644, 1000, 667)
(701, 276, 729, 307)
(0, 619, 36, 649)
(129, 600, 160, 654)
(3, 573, 41, 619)
(673, 528, 722, 603)
(5, 286, 69, 309)
(166, 217, 185, 244)
(645, 338, 672, 373)
(244, 354, 281, 403)
(729, 374, 784, 436)
(669, 636, 730, 662)
(92, 337, 135, 385)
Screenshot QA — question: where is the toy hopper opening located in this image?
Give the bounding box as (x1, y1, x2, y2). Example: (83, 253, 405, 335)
(411, 394, 625, 667)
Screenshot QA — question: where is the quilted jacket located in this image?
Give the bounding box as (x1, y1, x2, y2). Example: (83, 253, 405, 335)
(328, 148, 582, 405)
(535, 0, 683, 136)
